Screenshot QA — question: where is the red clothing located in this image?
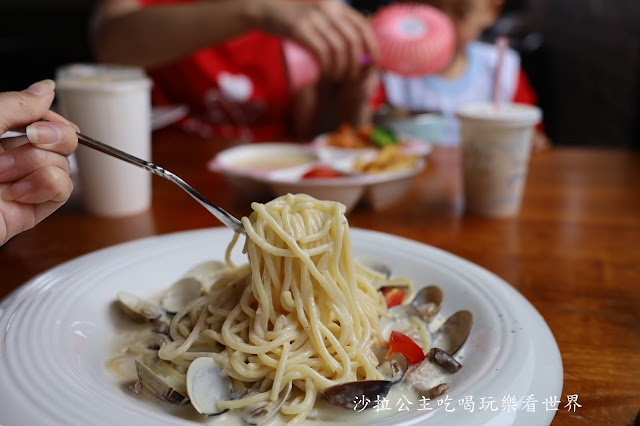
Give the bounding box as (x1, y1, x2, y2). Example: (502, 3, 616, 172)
(139, 0, 291, 141)
(512, 70, 537, 106)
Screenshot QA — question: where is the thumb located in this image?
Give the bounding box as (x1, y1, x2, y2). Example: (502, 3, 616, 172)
(0, 80, 56, 133)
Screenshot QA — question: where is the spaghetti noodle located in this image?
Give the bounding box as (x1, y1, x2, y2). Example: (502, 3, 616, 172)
(122, 194, 416, 424)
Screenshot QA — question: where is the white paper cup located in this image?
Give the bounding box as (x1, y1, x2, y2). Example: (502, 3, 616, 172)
(56, 64, 152, 217)
(456, 102, 541, 217)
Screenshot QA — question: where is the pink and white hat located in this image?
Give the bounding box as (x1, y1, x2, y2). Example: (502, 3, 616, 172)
(372, 3, 455, 77)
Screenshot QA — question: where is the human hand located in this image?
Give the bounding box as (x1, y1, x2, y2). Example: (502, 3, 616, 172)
(253, 0, 379, 80)
(336, 66, 380, 126)
(0, 80, 79, 245)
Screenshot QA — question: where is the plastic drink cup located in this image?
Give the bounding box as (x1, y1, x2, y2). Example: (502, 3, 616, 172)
(456, 102, 541, 217)
(56, 64, 152, 217)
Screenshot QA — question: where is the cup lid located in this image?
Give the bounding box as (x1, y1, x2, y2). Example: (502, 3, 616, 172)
(55, 64, 152, 92)
(456, 102, 542, 127)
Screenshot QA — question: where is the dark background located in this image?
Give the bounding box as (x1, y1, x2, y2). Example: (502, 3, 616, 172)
(0, 0, 94, 91)
(1, 0, 639, 147)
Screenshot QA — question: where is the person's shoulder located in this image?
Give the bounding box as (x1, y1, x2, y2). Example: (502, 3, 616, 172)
(469, 41, 520, 70)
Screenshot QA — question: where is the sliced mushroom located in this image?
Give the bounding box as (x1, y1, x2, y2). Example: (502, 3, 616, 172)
(411, 286, 443, 320)
(186, 357, 232, 416)
(321, 380, 394, 410)
(432, 310, 472, 356)
(135, 360, 188, 404)
(242, 381, 292, 425)
(162, 277, 203, 314)
(118, 292, 162, 323)
(426, 348, 462, 373)
(422, 383, 450, 399)
(372, 347, 409, 383)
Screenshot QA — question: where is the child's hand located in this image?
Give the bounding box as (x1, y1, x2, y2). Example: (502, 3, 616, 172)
(256, 0, 379, 80)
(0, 80, 79, 245)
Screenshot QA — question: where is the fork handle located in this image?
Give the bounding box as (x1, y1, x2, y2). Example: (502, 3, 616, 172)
(76, 133, 245, 234)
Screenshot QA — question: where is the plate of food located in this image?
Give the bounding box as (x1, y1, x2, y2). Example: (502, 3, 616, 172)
(0, 194, 562, 426)
(210, 127, 429, 213)
(313, 124, 432, 166)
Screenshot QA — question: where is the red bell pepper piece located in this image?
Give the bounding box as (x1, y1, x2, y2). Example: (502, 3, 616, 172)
(302, 166, 343, 179)
(387, 330, 425, 365)
(381, 287, 404, 308)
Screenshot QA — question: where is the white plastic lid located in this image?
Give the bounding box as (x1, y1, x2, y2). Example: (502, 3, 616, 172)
(456, 102, 541, 127)
(55, 64, 152, 92)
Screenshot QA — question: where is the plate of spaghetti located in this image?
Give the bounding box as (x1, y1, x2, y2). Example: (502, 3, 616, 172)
(0, 194, 562, 426)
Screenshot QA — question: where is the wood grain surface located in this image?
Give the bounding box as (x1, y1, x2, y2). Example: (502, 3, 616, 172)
(1, 128, 638, 425)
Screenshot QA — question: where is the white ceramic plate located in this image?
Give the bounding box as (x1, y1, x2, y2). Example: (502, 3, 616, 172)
(0, 228, 562, 426)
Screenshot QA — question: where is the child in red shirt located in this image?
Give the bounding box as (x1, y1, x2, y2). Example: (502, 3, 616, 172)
(378, 0, 549, 149)
(94, 0, 379, 142)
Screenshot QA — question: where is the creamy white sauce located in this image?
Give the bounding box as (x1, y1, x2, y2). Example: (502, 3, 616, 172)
(107, 261, 451, 425)
(227, 153, 315, 172)
(108, 325, 447, 426)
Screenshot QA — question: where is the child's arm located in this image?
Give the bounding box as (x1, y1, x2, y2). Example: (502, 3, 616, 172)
(94, 0, 378, 76)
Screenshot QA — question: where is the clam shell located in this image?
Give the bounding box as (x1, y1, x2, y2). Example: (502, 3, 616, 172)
(162, 277, 202, 314)
(372, 347, 409, 383)
(135, 360, 188, 404)
(186, 357, 231, 416)
(432, 310, 472, 355)
(411, 285, 443, 319)
(321, 380, 393, 409)
(118, 292, 162, 322)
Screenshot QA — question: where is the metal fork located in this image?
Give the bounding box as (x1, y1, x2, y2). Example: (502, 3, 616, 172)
(76, 133, 245, 234)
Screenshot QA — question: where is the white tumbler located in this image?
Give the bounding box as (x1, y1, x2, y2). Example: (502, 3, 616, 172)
(56, 64, 152, 217)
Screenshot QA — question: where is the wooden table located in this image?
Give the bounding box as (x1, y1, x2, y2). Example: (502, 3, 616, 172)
(1, 128, 639, 425)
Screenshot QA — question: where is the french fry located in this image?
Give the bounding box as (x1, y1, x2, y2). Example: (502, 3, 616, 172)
(354, 146, 417, 174)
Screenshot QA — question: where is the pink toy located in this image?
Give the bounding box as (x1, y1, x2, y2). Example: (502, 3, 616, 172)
(283, 4, 456, 91)
(282, 39, 321, 93)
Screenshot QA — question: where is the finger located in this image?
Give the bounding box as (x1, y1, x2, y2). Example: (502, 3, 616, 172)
(1, 165, 73, 204)
(328, 18, 363, 79)
(344, 8, 379, 63)
(320, 1, 364, 78)
(310, 13, 346, 78)
(0, 80, 56, 133)
(7, 110, 80, 134)
(26, 121, 78, 156)
(43, 110, 80, 132)
(0, 143, 72, 184)
(0, 135, 30, 152)
(292, 22, 332, 76)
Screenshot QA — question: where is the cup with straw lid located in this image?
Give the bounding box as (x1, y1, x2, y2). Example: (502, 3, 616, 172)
(456, 37, 542, 217)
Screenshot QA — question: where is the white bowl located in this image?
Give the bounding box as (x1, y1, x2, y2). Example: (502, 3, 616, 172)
(380, 113, 445, 144)
(209, 143, 426, 213)
(209, 143, 317, 199)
